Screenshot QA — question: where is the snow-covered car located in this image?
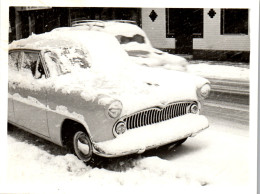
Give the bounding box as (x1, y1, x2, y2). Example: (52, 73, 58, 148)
(53, 20, 188, 72)
(8, 30, 210, 162)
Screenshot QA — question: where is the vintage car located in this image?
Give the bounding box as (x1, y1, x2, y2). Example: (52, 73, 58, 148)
(8, 30, 210, 162)
(53, 20, 188, 72)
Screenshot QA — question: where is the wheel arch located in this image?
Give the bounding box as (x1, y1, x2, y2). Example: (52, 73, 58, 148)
(60, 118, 92, 147)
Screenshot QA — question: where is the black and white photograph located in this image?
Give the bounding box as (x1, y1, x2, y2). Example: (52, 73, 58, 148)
(0, 0, 258, 193)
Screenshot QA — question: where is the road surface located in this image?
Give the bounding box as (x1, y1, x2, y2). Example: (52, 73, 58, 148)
(202, 98, 249, 126)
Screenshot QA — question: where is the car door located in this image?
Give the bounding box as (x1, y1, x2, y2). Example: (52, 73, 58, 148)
(11, 50, 50, 137)
(8, 51, 20, 122)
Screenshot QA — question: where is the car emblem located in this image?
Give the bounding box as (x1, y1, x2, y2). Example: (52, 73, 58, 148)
(159, 101, 168, 109)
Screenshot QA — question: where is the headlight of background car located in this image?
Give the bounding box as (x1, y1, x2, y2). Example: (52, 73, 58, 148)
(107, 100, 123, 118)
(197, 83, 211, 99)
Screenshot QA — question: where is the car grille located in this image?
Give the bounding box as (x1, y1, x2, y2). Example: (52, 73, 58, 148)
(123, 102, 194, 130)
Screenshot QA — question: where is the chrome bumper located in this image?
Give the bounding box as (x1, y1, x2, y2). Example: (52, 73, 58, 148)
(93, 114, 209, 157)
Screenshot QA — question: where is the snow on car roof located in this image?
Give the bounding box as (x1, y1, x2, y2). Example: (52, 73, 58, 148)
(53, 22, 150, 43)
(9, 30, 131, 70)
(101, 22, 146, 37)
(70, 20, 146, 37)
(9, 30, 122, 51)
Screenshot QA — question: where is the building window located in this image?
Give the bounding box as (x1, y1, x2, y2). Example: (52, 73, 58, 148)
(166, 8, 203, 38)
(221, 9, 248, 35)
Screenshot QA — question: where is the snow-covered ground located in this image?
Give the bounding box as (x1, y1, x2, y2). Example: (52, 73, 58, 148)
(187, 62, 249, 82)
(6, 115, 249, 194)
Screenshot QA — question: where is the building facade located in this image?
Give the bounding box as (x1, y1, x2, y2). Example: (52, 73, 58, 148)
(142, 8, 250, 62)
(9, 7, 250, 62)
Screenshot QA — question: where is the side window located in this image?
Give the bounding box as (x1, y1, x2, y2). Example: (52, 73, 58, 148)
(22, 52, 46, 79)
(8, 52, 20, 70)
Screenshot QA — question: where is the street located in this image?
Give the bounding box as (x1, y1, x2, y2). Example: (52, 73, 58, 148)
(202, 97, 249, 126)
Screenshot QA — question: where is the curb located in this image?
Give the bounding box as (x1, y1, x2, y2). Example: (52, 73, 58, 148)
(208, 78, 249, 96)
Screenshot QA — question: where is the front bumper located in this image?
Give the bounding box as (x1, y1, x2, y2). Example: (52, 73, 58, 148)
(93, 114, 209, 157)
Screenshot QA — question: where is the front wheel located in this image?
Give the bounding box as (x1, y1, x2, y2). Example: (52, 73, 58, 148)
(73, 131, 93, 162)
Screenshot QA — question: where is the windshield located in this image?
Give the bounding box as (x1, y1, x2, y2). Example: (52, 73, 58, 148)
(44, 47, 91, 75)
(41, 31, 132, 76)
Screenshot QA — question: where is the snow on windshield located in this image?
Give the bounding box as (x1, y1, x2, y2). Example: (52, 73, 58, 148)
(44, 47, 91, 76)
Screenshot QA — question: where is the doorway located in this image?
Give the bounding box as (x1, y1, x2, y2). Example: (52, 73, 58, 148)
(167, 8, 203, 55)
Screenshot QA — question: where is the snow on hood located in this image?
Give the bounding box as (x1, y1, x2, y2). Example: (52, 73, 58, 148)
(9, 30, 207, 115)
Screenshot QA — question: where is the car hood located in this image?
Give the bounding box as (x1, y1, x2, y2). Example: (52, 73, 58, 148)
(113, 66, 208, 115)
(45, 64, 208, 116)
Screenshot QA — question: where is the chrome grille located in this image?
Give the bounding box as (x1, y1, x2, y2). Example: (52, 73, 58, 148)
(123, 102, 193, 130)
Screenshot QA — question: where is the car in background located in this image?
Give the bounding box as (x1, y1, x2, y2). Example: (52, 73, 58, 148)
(8, 30, 210, 163)
(53, 20, 188, 72)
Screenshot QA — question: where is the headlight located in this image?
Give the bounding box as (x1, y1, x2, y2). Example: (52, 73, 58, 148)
(113, 121, 127, 136)
(190, 103, 199, 114)
(108, 100, 122, 118)
(198, 84, 211, 99)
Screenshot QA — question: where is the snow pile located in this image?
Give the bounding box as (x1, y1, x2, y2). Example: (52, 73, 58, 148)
(7, 117, 249, 193)
(187, 63, 249, 81)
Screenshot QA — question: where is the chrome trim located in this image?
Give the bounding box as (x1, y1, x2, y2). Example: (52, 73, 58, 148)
(114, 101, 198, 131)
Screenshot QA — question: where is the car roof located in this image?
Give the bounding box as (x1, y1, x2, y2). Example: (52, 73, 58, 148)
(71, 20, 137, 27)
(54, 21, 147, 38)
(9, 30, 120, 51)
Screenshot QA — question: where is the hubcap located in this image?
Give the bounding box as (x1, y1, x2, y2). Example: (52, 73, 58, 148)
(73, 131, 92, 162)
(77, 136, 90, 155)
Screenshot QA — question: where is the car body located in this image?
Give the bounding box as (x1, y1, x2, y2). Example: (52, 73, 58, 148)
(53, 20, 188, 72)
(8, 30, 210, 162)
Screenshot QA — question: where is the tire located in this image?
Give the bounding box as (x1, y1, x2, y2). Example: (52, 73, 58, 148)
(72, 131, 93, 162)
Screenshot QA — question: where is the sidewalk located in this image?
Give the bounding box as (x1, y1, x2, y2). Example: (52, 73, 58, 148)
(186, 60, 250, 104)
(187, 61, 249, 81)
(188, 60, 249, 69)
